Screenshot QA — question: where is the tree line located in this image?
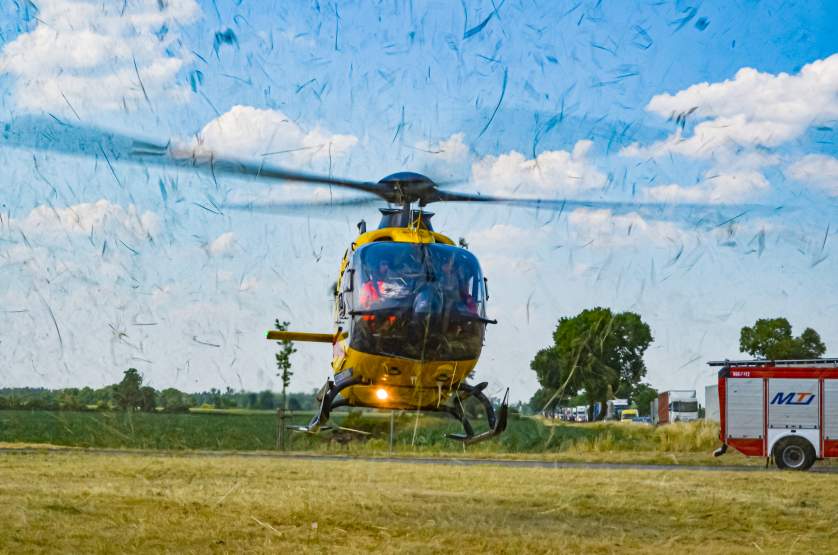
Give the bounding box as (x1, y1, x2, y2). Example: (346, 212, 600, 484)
(2, 313, 827, 417)
(529, 310, 828, 419)
(0, 368, 319, 413)
(0, 320, 303, 413)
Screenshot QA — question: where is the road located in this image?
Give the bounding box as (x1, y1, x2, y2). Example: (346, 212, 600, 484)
(2, 446, 837, 473)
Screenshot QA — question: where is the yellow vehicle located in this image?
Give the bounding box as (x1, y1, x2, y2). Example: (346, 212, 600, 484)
(620, 409, 639, 422)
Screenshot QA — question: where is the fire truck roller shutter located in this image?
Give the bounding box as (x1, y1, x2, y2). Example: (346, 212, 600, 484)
(767, 378, 820, 460)
(825, 379, 838, 457)
(726, 378, 763, 440)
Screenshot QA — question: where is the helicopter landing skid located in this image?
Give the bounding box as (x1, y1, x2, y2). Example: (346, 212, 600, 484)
(288, 376, 509, 445)
(289, 374, 369, 434)
(444, 383, 509, 445)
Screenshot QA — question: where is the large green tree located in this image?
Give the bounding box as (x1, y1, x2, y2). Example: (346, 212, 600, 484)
(530, 307, 653, 420)
(740, 317, 826, 360)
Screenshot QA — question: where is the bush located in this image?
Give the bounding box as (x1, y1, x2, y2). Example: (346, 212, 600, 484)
(655, 420, 720, 452)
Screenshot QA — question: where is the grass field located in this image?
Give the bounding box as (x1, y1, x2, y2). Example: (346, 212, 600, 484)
(0, 450, 835, 553)
(0, 409, 719, 451)
(4, 409, 834, 468)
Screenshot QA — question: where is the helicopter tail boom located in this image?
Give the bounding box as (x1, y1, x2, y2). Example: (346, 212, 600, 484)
(266, 330, 338, 343)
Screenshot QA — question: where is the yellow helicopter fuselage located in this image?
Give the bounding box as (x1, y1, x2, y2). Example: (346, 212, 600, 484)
(268, 224, 484, 412)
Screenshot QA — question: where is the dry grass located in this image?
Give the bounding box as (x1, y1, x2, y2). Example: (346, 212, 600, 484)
(0, 451, 836, 553)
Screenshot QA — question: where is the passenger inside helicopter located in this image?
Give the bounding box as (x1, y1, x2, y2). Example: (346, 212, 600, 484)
(350, 242, 486, 361)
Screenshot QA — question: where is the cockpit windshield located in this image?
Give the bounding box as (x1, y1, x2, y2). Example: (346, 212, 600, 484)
(346, 242, 487, 361)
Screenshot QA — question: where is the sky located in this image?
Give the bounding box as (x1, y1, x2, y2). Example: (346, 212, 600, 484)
(0, 0, 837, 404)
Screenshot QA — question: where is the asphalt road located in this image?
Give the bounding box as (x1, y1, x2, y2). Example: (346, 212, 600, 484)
(2, 446, 837, 473)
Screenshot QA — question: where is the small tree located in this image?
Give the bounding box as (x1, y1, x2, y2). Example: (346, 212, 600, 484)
(209, 387, 223, 408)
(740, 317, 826, 360)
(160, 388, 191, 413)
(631, 383, 658, 416)
(528, 387, 560, 416)
(139, 386, 157, 413)
(257, 389, 276, 410)
(113, 368, 143, 411)
(274, 319, 298, 411)
(58, 388, 83, 411)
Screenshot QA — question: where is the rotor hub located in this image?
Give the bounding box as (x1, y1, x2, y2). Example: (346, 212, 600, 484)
(377, 172, 439, 205)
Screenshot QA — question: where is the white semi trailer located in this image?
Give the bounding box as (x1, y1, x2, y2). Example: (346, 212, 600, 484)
(651, 390, 699, 424)
(705, 384, 720, 421)
(606, 399, 629, 420)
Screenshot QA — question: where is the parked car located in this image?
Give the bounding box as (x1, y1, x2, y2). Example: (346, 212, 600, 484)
(619, 408, 639, 422)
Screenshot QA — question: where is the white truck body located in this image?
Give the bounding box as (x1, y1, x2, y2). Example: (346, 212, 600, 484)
(606, 399, 629, 420)
(657, 390, 699, 423)
(705, 384, 720, 421)
(574, 405, 588, 422)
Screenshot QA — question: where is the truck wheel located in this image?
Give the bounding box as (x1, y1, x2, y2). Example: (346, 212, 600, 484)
(773, 437, 816, 471)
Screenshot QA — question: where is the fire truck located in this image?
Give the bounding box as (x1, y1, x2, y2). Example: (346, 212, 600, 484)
(709, 358, 838, 470)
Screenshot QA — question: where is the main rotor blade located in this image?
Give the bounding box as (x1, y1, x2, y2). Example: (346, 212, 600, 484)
(430, 189, 772, 218)
(223, 195, 380, 213)
(1, 115, 387, 198)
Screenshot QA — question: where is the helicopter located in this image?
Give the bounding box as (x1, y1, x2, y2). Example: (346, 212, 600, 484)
(2, 116, 753, 442)
(266, 171, 512, 443)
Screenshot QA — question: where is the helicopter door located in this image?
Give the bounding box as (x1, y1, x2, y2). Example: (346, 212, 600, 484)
(337, 264, 355, 322)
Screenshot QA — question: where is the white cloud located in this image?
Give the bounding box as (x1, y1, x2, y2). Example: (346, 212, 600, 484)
(471, 140, 607, 197)
(645, 169, 770, 204)
(18, 200, 160, 239)
(622, 54, 838, 159)
(787, 154, 838, 196)
(208, 232, 236, 257)
(180, 105, 358, 165)
(467, 223, 548, 252)
(0, 0, 200, 115)
(467, 211, 687, 253)
(414, 133, 470, 163)
(640, 143, 779, 204)
(403, 132, 471, 180)
(567, 209, 687, 247)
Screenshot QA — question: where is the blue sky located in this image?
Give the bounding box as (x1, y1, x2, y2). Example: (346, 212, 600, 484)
(0, 0, 836, 403)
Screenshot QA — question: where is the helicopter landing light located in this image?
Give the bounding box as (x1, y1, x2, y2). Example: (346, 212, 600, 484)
(375, 388, 389, 400)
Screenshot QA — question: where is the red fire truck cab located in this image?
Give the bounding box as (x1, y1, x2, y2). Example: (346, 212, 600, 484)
(710, 359, 838, 470)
